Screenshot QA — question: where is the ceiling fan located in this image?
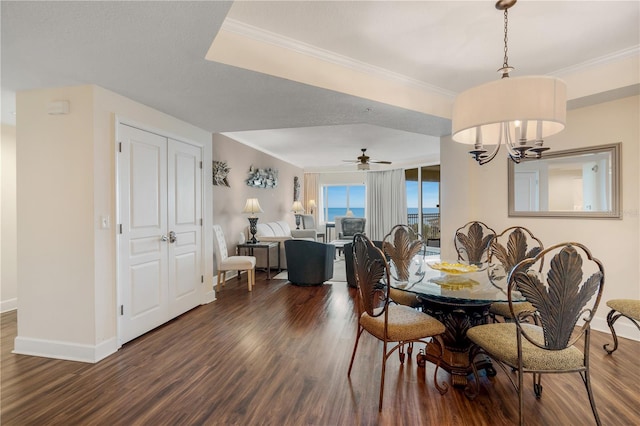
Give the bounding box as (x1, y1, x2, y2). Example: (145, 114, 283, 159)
(343, 148, 392, 170)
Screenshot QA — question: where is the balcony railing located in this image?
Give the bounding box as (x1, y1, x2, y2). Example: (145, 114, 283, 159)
(407, 212, 440, 241)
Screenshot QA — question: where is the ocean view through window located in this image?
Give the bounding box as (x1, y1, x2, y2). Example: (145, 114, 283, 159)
(322, 185, 365, 222)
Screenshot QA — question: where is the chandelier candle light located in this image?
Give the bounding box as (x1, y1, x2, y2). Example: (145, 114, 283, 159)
(242, 198, 263, 243)
(291, 201, 305, 229)
(451, 0, 567, 165)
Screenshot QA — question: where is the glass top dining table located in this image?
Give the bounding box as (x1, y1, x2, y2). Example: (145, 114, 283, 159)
(389, 255, 521, 388)
(389, 255, 522, 304)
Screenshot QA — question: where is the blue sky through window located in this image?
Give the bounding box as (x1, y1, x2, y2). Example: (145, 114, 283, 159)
(325, 185, 365, 208)
(406, 181, 439, 209)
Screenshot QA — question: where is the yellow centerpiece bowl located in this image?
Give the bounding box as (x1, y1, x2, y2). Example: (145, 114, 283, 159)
(427, 262, 479, 275)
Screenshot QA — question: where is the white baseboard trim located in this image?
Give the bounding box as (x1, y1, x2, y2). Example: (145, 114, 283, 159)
(592, 316, 640, 341)
(1, 298, 17, 313)
(13, 335, 118, 363)
(203, 289, 217, 304)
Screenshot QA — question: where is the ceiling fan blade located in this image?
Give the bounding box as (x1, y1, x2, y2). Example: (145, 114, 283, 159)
(371, 160, 392, 164)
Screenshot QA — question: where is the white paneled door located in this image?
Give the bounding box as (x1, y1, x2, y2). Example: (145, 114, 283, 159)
(117, 124, 202, 345)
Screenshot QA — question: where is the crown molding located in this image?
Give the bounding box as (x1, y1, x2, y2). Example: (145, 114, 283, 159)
(222, 18, 456, 99)
(552, 45, 640, 77)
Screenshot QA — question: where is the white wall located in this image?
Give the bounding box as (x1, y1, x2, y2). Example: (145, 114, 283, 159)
(441, 95, 640, 340)
(1, 124, 18, 312)
(15, 85, 213, 362)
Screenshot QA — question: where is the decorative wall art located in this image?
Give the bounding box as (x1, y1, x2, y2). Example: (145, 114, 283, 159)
(212, 160, 231, 187)
(293, 176, 301, 201)
(246, 165, 278, 188)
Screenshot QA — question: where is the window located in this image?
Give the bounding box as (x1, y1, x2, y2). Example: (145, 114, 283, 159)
(405, 166, 440, 240)
(322, 185, 366, 222)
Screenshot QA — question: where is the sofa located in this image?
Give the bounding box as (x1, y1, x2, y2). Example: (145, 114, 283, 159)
(284, 240, 336, 286)
(253, 220, 316, 269)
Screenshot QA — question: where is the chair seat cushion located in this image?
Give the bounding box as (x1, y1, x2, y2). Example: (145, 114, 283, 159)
(220, 256, 256, 270)
(467, 323, 584, 371)
(489, 301, 536, 319)
(360, 305, 445, 342)
(389, 288, 420, 308)
(606, 299, 640, 321)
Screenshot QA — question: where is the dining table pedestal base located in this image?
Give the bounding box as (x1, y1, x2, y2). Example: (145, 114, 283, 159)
(417, 295, 496, 388)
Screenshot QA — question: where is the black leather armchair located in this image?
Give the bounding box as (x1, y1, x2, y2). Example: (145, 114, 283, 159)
(284, 239, 336, 286)
(344, 239, 384, 288)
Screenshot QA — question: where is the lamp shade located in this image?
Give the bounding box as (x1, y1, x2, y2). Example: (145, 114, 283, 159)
(242, 198, 263, 216)
(452, 76, 567, 145)
(308, 200, 316, 209)
(291, 201, 304, 214)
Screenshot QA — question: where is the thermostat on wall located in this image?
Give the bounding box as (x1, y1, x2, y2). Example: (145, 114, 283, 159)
(47, 100, 70, 115)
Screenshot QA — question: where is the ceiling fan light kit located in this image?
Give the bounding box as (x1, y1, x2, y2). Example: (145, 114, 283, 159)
(451, 0, 567, 165)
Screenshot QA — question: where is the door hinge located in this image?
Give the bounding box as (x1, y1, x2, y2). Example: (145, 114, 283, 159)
(200, 161, 203, 169)
(118, 142, 122, 153)
(200, 218, 203, 226)
(119, 224, 123, 234)
(120, 305, 124, 315)
(201, 275, 204, 283)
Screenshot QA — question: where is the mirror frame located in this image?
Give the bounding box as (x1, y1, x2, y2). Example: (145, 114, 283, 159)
(508, 143, 621, 218)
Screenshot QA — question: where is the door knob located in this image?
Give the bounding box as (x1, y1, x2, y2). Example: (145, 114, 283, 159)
(161, 234, 169, 242)
(169, 231, 177, 243)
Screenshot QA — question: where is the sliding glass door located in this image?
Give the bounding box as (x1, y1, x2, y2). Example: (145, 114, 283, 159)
(405, 166, 440, 243)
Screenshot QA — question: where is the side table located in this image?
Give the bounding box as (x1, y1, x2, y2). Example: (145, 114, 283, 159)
(237, 241, 281, 280)
(325, 222, 335, 242)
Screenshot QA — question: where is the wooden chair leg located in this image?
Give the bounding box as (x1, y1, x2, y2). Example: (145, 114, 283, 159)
(247, 269, 252, 292)
(217, 271, 225, 290)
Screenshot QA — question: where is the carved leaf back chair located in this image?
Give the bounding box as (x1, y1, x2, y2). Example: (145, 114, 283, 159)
(347, 234, 448, 411)
(454, 221, 496, 266)
(382, 225, 426, 356)
(467, 242, 605, 426)
(487, 226, 544, 322)
(603, 299, 640, 354)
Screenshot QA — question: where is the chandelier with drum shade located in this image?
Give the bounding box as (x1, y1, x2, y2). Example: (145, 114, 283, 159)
(451, 0, 567, 165)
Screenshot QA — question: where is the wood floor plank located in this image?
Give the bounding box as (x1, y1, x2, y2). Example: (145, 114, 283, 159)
(2, 272, 639, 425)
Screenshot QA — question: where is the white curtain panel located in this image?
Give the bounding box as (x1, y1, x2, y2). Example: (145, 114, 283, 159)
(304, 172, 319, 222)
(366, 169, 407, 241)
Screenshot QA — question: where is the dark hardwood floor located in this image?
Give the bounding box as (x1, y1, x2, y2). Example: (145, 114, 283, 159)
(2, 272, 639, 425)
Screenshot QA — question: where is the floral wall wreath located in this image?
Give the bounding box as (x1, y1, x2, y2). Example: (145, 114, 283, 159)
(212, 160, 230, 187)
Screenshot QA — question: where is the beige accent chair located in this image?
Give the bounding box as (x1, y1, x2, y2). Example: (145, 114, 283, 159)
(300, 214, 325, 242)
(213, 225, 256, 291)
(348, 234, 447, 411)
(467, 242, 605, 426)
(603, 299, 640, 354)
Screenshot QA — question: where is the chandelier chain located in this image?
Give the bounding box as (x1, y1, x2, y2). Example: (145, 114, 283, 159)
(503, 9, 509, 69)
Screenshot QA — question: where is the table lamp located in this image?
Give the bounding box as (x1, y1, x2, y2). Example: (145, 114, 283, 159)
(291, 200, 304, 229)
(242, 198, 263, 243)
(308, 199, 316, 215)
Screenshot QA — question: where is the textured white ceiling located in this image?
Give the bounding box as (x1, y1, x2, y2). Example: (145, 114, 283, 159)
(2, 1, 639, 169)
